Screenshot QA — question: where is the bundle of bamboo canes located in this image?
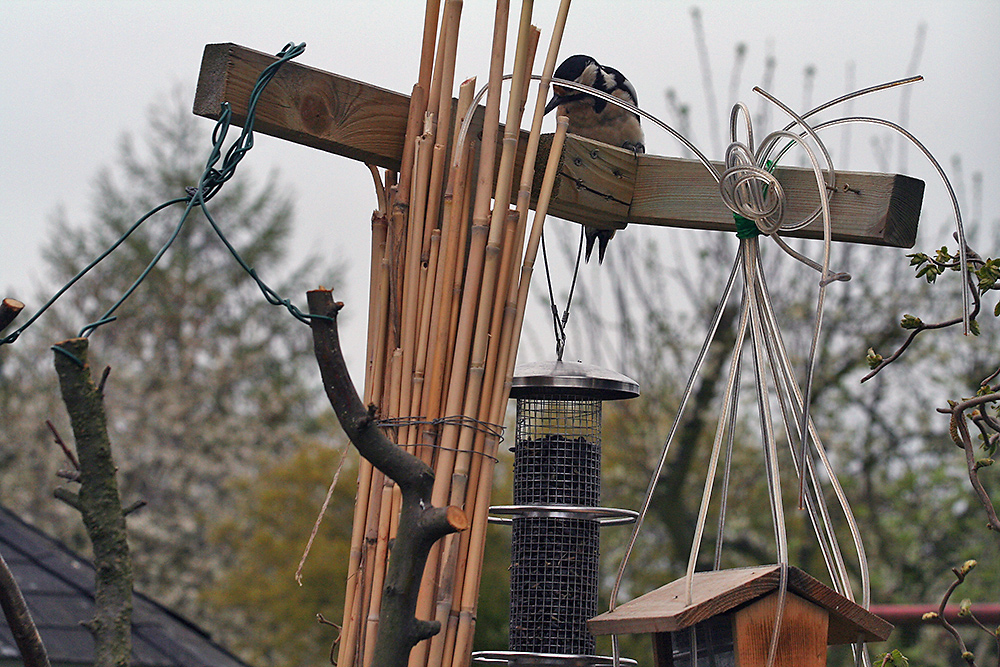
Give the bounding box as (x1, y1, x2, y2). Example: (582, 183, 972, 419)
(336, 1, 573, 666)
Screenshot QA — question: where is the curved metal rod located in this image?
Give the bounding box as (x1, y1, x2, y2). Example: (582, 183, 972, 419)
(811, 115, 970, 333)
(683, 254, 754, 605)
(454, 74, 721, 180)
(608, 256, 743, 611)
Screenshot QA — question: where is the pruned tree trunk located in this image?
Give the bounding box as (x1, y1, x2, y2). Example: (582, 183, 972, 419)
(306, 289, 468, 667)
(52, 338, 132, 667)
(0, 298, 25, 334)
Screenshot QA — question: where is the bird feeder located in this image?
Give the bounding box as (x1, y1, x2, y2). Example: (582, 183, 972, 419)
(473, 360, 639, 666)
(588, 565, 893, 667)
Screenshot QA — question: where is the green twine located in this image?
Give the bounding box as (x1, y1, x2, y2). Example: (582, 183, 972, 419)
(734, 214, 762, 239)
(50, 344, 85, 367)
(0, 42, 333, 346)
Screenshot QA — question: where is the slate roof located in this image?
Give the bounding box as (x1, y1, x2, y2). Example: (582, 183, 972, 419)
(0, 506, 252, 667)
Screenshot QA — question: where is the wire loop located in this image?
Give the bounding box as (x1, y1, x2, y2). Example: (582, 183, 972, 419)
(0, 42, 313, 347)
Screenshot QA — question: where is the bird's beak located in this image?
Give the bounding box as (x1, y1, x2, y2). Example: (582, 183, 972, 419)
(544, 94, 562, 116)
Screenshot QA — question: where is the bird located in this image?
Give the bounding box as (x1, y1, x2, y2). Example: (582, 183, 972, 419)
(545, 54, 645, 263)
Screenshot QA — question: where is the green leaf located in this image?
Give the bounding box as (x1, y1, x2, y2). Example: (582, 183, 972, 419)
(977, 273, 997, 293)
(900, 314, 923, 329)
(873, 649, 910, 667)
(969, 318, 980, 336)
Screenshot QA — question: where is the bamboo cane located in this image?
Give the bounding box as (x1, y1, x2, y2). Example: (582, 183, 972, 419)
(450, 115, 570, 667)
(349, 2, 440, 663)
(409, 229, 441, 458)
(450, 22, 538, 532)
(388, 83, 426, 353)
(436, 208, 521, 665)
(413, 0, 511, 641)
(464, 207, 520, 533)
(423, 0, 463, 257)
(370, 258, 391, 421)
(418, 79, 476, 467)
(397, 85, 426, 213)
(417, 0, 442, 98)
(341, 555, 367, 667)
(452, 77, 476, 157)
(446, 0, 534, 513)
(444, 154, 474, 392)
(424, 524, 462, 667)
(412, 162, 475, 667)
(398, 126, 435, 451)
(364, 212, 389, 405)
(441, 611, 460, 667)
(434, 9, 537, 665)
(362, 347, 404, 667)
(338, 467, 373, 667)
(445, 201, 531, 664)
(443, 7, 535, 560)
(363, 474, 396, 667)
(339, 205, 389, 667)
(402, 25, 467, 666)
(346, 462, 383, 667)
(515, 0, 572, 219)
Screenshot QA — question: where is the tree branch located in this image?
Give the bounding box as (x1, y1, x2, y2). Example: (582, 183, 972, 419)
(0, 298, 25, 334)
(939, 393, 1000, 534)
(922, 560, 998, 667)
(306, 290, 467, 667)
(863, 241, 984, 383)
(0, 548, 50, 667)
(46, 420, 80, 470)
(52, 338, 133, 667)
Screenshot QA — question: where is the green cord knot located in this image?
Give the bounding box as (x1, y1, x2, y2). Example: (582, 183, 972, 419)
(732, 159, 774, 239)
(734, 214, 762, 239)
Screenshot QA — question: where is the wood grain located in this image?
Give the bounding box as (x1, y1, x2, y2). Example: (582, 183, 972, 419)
(631, 156, 923, 247)
(194, 42, 923, 248)
(195, 43, 412, 169)
(733, 591, 828, 667)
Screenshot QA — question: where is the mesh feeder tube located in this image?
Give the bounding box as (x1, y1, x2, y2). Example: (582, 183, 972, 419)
(474, 360, 640, 666)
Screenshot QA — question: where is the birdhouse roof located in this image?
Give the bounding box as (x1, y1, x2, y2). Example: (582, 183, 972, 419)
(589, 565, 892, 645)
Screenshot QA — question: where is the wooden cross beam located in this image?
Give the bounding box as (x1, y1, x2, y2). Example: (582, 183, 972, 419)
(194, 43, 923, 248)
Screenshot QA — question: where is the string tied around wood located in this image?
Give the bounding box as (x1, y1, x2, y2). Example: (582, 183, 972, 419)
(376, 415, 505, 444)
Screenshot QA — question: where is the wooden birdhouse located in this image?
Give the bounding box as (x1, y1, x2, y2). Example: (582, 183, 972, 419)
(589, 565, 892, 667)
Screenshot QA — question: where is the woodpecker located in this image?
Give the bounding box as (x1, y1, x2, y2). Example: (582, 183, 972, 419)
(545, 54, 644, 263)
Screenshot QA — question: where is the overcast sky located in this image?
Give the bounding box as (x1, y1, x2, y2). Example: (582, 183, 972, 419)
(2, 1, 998, 373)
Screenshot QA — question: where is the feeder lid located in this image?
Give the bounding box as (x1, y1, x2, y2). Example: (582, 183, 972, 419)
(510, 360, 639, 401)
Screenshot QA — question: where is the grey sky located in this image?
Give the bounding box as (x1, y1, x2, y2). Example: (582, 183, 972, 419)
(2, 1, 998, 371)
